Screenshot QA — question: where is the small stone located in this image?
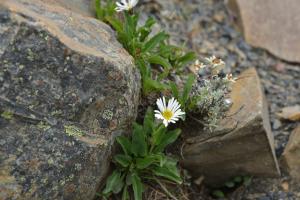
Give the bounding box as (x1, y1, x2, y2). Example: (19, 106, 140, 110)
(182, 68, 280, 186)
(281, 181, 289, 192)
(272, 119, 282, 130)
(277, 105, 300, 121)
(281, 125, 300, 181)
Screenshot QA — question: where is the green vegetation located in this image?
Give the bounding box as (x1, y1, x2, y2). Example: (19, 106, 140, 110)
(95, 0, 237, 199)
(102, 108, 182, 199)
(95, 0, 196, 95)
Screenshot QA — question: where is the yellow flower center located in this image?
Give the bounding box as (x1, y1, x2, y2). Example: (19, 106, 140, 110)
(162, 109, 173, 120)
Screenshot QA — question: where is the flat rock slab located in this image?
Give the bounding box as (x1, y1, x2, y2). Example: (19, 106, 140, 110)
(227, 0, 300, 63)
(281, 125, 300, 181)
(0, 0, 140, 199)
(182, 68, 280, 186)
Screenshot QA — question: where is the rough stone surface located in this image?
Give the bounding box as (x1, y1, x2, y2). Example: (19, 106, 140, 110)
(39, 0, 94, 17)
(227, 0, 300, 63)
(182, 68, 280, 186)
(0, 0, 140, 199)
(281, 125, 300, 181)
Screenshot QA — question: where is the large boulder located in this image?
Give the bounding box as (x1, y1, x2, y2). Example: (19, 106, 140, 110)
(0, 0, 140, 199)
(281, 125, 300, 181)
(182, 68, 280, 186)
(227, 0, 300, 63)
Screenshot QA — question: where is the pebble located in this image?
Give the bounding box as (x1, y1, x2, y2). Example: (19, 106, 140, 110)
(272, 119, 282, 130)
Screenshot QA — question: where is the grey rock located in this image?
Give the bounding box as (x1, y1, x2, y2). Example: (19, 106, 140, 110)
(42, 0, 95, 17)
(181, 68, 280, 186)
(227, 0, 300, 63)
(0, 0, 140, 199)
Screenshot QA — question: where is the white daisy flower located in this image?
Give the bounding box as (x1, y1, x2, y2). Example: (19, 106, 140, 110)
(194, 59, 206, 70)
(224, 73, 237, 83)
(115, 0, 138, 12)
(205, 55, 225, 68)
(154, 97, 185, 127)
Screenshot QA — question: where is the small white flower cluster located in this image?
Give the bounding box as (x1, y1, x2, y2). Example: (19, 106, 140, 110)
(193, 55, 237, 83)
(154, 97, 185, 127)
(115, 0, 139, 12)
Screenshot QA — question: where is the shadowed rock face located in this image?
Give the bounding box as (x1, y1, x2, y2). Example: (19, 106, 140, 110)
(182, 68, 280, 186)
(0, 0, 140, 199)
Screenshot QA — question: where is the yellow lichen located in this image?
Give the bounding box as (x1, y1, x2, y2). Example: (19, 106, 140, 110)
(64, 125, 85, 137)
(1, 111, 13, 120)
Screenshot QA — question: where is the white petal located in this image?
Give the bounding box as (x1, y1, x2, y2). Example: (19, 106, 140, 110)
(162, 96, 167, 109)
(167, 97, 175, 110)
(116, 2, 124, 6)
(156, 98, 165, 112)
(170, 100, 180, 113)
(154, 110, 161, 114)
(163, 120, 169, 127)
(155, 113, 164, 120)
(132, 0, 139, 7)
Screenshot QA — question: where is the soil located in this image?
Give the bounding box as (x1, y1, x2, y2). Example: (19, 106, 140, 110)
(139, 0, 300, 199)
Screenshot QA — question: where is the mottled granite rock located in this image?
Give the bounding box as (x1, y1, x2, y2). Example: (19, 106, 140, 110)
(0, 0, 140, 199)
(281, 125, 300, 181)
(227, 0, 300, 63)
(182, 68, 280, 186)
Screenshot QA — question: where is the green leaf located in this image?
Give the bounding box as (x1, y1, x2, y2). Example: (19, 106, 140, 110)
(225, 181, 235, 188)
(181, 74, 195, 106)
(116, 136, 132, 155)
(212, 190, 225, 198)
(147, 55, 171, 70)
(114, 154, 132, 168)
(234, 176, 242, 183)
(124, 12, 135, 39)
(143, 107, 154, 135)
(176, 51, 197, 68)
(95, 0, 103, 20)
(151, 124, 167, 147)
(102, 171, 124, 195)
(122, 185, 129, 200)
(169, 82, 179, 100)
(143, 78, 168, 94)
(138, 17, 156, 42)
(153, 129, 181, 153)
(106, 16, 123, 33)
(136, 58, 150, 77)
(152, 164, 182, 184)
(142, 32, 169, 53)
(131, 173, 144, 200)
(131, 123, 147, 157)
(136, 155, 158, 169)
(243, 176, 252, 186)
